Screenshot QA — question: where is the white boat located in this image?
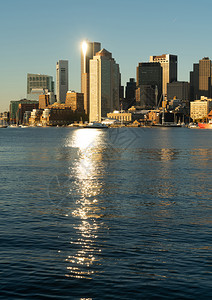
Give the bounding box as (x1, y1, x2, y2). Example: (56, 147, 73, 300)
(188, 123, 198, 128)
(8, 124, 20, 128)
(85, 122, 108, 128)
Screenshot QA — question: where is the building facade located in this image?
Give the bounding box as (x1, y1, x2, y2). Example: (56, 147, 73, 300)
(56, 60, 69, 103)
(10, 99, 38, 123)
(27, 74, 54, 97)
(81, 41, 101, 115)
(136, 85, 158, 109)
(65, 91, 84, 112)
(167, 81, 190, 101)
(89, 49, 120, 122)
(199, 57, 212, 98)
(107, 111, 132, 123)
(136, 62, 162, 108)
(39, 92, 55, 109)
(190, 57, 212, 100)
(190, 63, 199, 100)
(190, 97, 212, 121)
(149, 54, 177, 98)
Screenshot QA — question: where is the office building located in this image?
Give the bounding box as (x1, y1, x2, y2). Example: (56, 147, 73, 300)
(10, 99, 38, 123)
(136, 62, 162, 107)
(190, 57, 212, 100)
(190, 96, 212, 121)
(81, 41, 101, 115)
(107, 111, 132, 123)
(27, 74, 54, 97)
(167, 81, 190, 101)
(199, 57, 212, 98)
(136, 85, 158, 109)
(17, 102, 39, 124)
(39, 92, 55, 110)
(65, 91, 84, 112)
(89, 48, 120, 122)
(150, 54, 177, 97)
(56, 60, 69, 103)
(190, 63, 199, 100)
(125, 78, 136, 108)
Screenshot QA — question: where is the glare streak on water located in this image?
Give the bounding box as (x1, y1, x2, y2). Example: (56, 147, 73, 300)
(0, 127, 212, 299)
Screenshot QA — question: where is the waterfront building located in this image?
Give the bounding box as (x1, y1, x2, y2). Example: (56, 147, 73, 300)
(149, 54, 177, 97)
(81, 41, 101, 115)
(39, 92, 55, 110)
(167, 81, 190, 101)
(136, 62, 162, 107)
(10, 99, 38, 123)
(23, 111, 31, 124)
(40, 106, 86, 126)
(89, 48, 120, 123)
(65, 91, 84, 112)
(17, 102, 39, 124)
(56, 60, 69, 103)
(28, 109, 43, 126)
(107, 111, 132, 123)
(147, 110, 160, 125)
(27, 74, 54, 99)
(190, 96, 212, 121)
(0, 111, 9, 125)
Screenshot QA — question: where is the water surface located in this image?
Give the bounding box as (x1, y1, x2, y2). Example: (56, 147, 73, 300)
(0, 127, 212, 299)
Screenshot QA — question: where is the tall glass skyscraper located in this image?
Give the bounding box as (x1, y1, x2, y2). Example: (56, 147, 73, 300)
(81, 41, 101, 115)
(89, 48, 120, 123)
(150, 54, 177, 98)
(56, 60, 69, 103)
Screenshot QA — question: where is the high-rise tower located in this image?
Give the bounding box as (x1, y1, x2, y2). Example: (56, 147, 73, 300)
(56, 60, 69, 103)
(190, 63, 199, 100)
(150, 54, 177, 98)
(89, 48, 120, 123)
(136, 62, 162, 108)
(81, 41, 101, 115)
(199, 57, 212, 97)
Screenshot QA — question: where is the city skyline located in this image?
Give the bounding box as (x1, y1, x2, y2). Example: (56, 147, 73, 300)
(1, 0, 212, 111)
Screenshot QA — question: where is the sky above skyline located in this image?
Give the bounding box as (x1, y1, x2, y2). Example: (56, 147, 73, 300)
(0, 0, 212, 111)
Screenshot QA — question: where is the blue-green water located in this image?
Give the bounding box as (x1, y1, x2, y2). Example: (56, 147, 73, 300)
(0, 127, 212, 299)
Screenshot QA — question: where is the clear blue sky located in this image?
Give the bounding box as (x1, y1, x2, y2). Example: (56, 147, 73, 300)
(0, 0, 212, 111)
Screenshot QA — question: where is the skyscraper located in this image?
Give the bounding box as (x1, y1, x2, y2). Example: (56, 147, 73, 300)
(136, 62, 162, 107)
(190, 57, 212, 99)
(89, 49, 120, 123)
(199, 57, 212, 98)
(190, 63, 199, 100)
(167, 81, 190, 101)
(149, 54, 177, 97)
(56, 60, 69, 103)
(125, 78, 136, 108)
(81, 41, 101, 115)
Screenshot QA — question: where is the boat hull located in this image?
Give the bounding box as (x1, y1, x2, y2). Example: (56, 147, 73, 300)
(198, 123, 212, 129)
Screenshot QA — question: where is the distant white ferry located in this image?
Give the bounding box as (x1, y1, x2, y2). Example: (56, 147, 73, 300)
(85, 122, 108, 128)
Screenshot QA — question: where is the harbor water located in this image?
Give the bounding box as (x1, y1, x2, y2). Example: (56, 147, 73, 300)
(0, 127, 212, 299)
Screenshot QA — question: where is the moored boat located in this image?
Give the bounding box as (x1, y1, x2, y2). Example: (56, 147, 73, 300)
(198, 122, 212, 129)
(85, 122, 108, 128)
